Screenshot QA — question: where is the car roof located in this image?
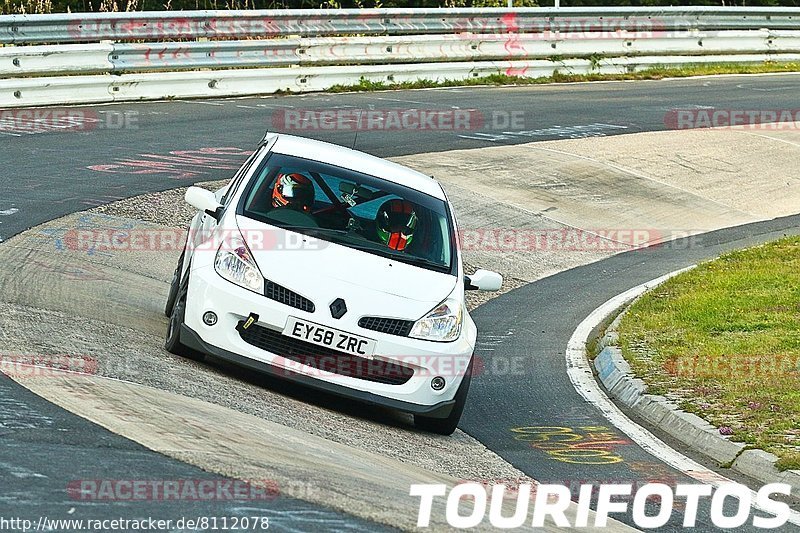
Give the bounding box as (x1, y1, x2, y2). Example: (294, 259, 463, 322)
(269, 134, 446, 200)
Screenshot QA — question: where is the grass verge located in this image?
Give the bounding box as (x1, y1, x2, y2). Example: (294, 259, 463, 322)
(324, 62, 800, 93)
(617, 236, 800, 471)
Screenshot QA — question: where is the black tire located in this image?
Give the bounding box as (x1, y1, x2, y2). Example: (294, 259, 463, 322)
(164, 269, 204, 361)
(164, 250, 185, 317)
(414, 358, 473, 436)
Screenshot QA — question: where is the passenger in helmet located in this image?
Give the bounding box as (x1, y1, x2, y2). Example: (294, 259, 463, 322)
(272, 173, 314, 212)
(376, 199, 417, 251)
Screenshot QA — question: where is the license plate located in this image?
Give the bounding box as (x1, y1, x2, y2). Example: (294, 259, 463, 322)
(283, 317, 376, 358)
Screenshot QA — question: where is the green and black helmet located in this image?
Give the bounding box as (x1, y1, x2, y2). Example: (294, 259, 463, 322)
(376, 199, 418, 251)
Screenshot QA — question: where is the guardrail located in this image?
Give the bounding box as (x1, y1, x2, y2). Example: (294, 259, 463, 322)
(1, 7, 800, 108)
(3, 7, 800, 44)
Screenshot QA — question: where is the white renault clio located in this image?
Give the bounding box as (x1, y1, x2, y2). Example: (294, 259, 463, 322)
(165, 132, 502, 435)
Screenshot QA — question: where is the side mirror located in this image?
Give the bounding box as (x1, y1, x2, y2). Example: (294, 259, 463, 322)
(465, 269, 503, 291)
(185, 186, 223, 220)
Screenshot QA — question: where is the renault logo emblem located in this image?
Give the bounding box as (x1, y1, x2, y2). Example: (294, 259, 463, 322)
(330, 298, 347, 319)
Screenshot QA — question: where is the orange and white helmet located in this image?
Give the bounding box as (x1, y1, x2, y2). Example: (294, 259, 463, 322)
(272, 173, 314, 212)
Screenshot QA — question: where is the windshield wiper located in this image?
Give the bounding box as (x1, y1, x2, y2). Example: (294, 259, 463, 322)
(272, 224, 352, 236)
(383, 252, 449, 272)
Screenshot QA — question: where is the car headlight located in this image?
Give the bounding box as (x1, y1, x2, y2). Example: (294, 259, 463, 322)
(214, 231, 264, 294)
(409, 297, 463, 342)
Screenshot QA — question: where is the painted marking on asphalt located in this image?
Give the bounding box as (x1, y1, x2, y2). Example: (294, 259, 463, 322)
(0, 461, 47, 479)
(459, 123, 629, 143)
(367, 96, 429, 105)
(427, 87, 469, 92)
(511, 425, 628, 465)
(661, 104, 716, 111)
(475, 330, 514, 353)
(736, 83, 799, 92)
(0, 394, 56, 430)
(565, 267, 800, 526)
(0, 116, 101, 137)
(229, 507, 377, 532)
(628, 460, 681, 488)
(177, 100, 225, 106)
(255, 103, 295, 109)
(303, 105, 359, 110)
(86, 147, 250, 180)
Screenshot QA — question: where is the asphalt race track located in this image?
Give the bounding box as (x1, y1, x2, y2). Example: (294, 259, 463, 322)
(466, 214, 800, 532)
(3, 74, 800, 240)
(3, 73, 800, 531)
(0, 375, 393, 532)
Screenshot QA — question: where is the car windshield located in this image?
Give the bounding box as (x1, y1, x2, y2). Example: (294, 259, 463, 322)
(238, 153, 454, 274)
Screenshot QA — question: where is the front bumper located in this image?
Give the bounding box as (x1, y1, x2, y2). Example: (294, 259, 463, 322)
(181, 325, 457, 417)
(182, 264, 475, 417)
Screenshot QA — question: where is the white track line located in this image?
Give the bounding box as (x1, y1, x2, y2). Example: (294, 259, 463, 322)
(730, 129, 800, 150)
(566, 268, 800, 526)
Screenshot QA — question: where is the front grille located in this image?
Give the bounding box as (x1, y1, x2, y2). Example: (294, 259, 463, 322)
(358, 316, 414, 337)
(239, 324, 414, 386)
(265, 280, 315, 313)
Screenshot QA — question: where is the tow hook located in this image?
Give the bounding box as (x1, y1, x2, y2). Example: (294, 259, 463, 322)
(235, 312, 260, 333)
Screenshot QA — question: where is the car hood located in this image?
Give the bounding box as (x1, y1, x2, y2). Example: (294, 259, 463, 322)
(236, 216, 458, 319)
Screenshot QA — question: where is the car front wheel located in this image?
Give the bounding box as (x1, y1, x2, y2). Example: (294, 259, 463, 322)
(414, 358, 473, 436)
(164, 269, 203, 361)
(164, 250, 185, 317)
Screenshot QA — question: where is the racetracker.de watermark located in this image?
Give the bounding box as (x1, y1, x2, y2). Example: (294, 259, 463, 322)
(61, 228, 330, 253)
(665, 109, 800, 130)
(0, 109, 138, 135)
(58, 228, 704, 254)
(64, 16, 667, 41)
(269, 354, 525, 380)
(0, 354, 98, 378)
(524, 17, 667, 39)
(664, 354, 800, 379)
(458, 228, 705, 252)
(66, 479, 281, 501)
(272, 108, 485, 131)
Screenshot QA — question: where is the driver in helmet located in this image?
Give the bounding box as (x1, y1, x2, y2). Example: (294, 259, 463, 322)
(272, 173, 315, 213)
(376, 199, 417, 251)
